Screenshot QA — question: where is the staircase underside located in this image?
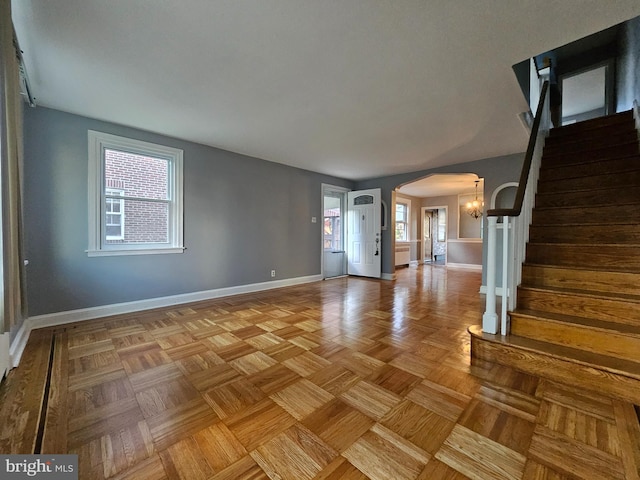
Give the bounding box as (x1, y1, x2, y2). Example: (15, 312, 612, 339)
(472, 110, 640, 404)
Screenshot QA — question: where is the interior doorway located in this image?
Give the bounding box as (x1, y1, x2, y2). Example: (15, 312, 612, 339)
(560, 61, 614, 125)
(423, 210, 433, 262)
(421, 206, 447, 266)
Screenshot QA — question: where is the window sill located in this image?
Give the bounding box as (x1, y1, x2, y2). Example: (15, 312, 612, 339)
(87, 247, 185, 257)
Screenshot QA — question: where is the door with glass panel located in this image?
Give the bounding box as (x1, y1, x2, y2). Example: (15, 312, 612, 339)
(322, 187, 347, 278)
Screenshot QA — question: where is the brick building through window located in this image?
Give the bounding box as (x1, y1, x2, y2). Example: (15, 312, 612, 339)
(104, 149, 169, 244)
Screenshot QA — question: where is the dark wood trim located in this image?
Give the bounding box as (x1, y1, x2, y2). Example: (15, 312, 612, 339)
(487, 81, 549, 218)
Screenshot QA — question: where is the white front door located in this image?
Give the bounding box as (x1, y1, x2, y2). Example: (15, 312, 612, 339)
(347, 188, 381, 278)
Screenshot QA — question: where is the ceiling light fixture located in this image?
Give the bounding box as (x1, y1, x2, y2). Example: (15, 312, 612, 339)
(466, 180, 483, 219)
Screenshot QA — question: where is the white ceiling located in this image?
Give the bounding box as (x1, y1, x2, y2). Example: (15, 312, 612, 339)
(12, 1, 640, 181)
(398, 173, 482, 198)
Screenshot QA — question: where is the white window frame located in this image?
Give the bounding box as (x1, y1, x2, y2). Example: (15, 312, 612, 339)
(105, 188, 124, 241)
(395, 199, 411, 242)
(87, 130, 184, 256)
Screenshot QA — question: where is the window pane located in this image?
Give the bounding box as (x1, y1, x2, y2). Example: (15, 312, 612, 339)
(105, 199, 168, 244)
(396, 203, 407, 222)
(106, 224, 122, 238)
(105, 149, 169, 200)
(395, 222, 406, 241)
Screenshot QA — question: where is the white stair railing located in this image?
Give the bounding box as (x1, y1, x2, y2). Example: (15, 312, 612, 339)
(483, 78, 551, 335)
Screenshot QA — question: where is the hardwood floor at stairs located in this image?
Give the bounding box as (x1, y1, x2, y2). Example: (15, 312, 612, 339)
(1, 266, 640, 479)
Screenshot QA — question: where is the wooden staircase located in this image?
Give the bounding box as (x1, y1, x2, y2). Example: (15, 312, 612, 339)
(470, 110, 640, 404)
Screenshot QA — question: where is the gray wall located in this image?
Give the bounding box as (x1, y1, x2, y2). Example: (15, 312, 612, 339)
(617, 15, 640, 111)
(355, 153, 525, 280)
(422, 194, 482, 266)
(421, 195, 459, 242)
(23, 107, 353, 317)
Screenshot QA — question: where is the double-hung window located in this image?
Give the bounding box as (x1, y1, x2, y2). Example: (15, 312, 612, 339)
(395, 202, 409, 241)
(88, 131, 184, 256)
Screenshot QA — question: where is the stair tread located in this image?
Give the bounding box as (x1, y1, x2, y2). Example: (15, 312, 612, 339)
(469, 325, 640, 380)
(549, 110, 634, 135)
(523, 262, 640, 274)
(527, 241, 640, 248)
(542, 146, 640, 162)
(518, 284, 640, 303)
(531, 222, 640, 226)
(538, 170, 640, 183)
(511, 308, 640, 336)
(544, 130, 638, 150)
(536, 187, 640, 197)
(537, 184, 640, 194)
(533, 208, 640, 215)
(524, 258, 640, 274)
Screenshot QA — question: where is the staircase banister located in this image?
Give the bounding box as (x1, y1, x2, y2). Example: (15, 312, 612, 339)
(487, 80, 549, 218)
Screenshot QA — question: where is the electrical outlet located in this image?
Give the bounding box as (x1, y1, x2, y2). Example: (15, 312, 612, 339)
(271, 270, 276, 277)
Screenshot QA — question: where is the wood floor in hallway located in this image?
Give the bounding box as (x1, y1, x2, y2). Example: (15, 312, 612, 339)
(1, 265, 639, 479)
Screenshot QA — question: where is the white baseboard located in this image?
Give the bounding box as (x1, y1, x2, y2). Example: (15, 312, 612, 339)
(10, 274, 323, 367)
(0, 332, 10, 378)
(409, 260, 419, 267)
(446, 263, 482, 271)
(9, 322, 29, 368)
(381, 272, 397, 281)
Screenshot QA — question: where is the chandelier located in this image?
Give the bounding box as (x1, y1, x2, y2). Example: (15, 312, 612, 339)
(466, 180, 483, 219)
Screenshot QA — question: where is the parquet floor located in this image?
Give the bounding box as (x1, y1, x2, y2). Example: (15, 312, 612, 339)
(1, 266, 640, 479)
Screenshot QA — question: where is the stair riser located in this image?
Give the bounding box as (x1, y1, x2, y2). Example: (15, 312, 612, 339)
(522, 265, 640, 296)
(541, 143, 639, 168)
(517, 288, 640, 326)
(469, 333, 640, 405)
(526, 244, 640, 270)
(544, 130, 639, 155)
(539, 156, 640, 181)
(528, 225, 640, 244)
(532, 204, 640, 224)
(537, 171, 640, 193)
(510, 315, 640, 363)
(535, 188, 640, 208)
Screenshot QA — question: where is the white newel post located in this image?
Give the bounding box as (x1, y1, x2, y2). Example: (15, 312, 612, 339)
(483, 216, 499, 334)
(501, 216, 509, 335)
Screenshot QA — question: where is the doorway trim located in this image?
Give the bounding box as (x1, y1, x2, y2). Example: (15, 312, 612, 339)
(421, 205, 448, 265)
